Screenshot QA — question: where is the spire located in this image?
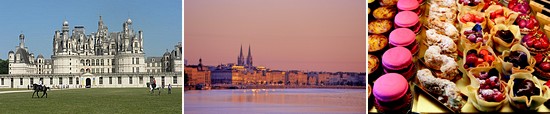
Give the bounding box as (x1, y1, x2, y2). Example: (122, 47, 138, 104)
(98, 16, 103, 29)
(246, 44, 253, 67)
(19, 33, 25, 48)
(237, 44, 244, 66)
(248, 45, 251, 57)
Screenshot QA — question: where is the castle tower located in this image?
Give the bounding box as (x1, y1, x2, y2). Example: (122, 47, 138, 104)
(246, 45, 253, 67)
(19, 33, 25, 48)
(237, 45, 244, 66)
(62, 20, 69, 52)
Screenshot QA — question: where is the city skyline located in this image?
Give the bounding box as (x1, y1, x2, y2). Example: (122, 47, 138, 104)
(0, 0, 182, 59)
(184, 0, 366, 72)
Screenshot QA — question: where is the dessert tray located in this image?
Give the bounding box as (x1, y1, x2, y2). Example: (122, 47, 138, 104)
(368, 0, 550, 112)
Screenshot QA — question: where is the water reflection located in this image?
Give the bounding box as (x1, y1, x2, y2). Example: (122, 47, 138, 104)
(185, 89, 366, 114)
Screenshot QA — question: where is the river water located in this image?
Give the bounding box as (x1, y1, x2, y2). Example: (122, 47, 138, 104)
(184, 89, 366, 114)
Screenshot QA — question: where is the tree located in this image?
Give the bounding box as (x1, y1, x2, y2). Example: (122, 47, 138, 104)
(0, 59, 8, 74)
(184, 73, 189, 86)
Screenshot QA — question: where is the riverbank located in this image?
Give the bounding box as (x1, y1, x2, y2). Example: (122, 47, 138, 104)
(185, 85, 365, 91)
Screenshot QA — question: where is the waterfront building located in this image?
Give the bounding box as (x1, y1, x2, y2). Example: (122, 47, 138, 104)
(184, 45, 366, 87)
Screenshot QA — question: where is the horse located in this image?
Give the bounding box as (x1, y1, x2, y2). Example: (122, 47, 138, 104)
(150, 84, 161, 95)
(32, 84, 49, 98)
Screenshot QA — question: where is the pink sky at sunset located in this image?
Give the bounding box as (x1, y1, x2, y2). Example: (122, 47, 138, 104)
(184, 0, 366, 72)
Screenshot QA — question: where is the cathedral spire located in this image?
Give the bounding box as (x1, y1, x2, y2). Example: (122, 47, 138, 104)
(237, 44, 244, 66)
(246, 44, 252, 67)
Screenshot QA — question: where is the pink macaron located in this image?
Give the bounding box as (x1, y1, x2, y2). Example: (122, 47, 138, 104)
(382, 47, 412, 70)
(382, 47, 415, 79)
(397, 0, 421, 15)
(394, 11, 421, 34)
(389, 28, 418, 54)
(373, 73, 409, 102)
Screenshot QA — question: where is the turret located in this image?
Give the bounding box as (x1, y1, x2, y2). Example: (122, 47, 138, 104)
(8, 51, 14, 63)
(19, 33, 25, 48)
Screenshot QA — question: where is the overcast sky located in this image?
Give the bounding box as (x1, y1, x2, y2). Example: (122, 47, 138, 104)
(0, 0, 182, 59)
(184, 0, 366, 72)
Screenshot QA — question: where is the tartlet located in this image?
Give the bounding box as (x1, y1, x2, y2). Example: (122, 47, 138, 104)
(380, 0, 398, 6)
(368, 19, 393, 34)
(369, 34, 388, 52)
(373, 6, 397, 19)
(368, 54, 380, 74)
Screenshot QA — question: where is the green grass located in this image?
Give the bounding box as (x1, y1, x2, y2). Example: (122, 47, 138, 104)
(0, 88, 181, 114)
(0, 88, 29, 91)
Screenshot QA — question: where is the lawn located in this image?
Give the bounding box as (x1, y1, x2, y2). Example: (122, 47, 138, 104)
(0, 88, 181, 114)
(0, 88, 29, 91)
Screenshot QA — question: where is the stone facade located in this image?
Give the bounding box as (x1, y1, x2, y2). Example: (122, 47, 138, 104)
(5, 16, 182, 88)
(0, 73, 181, 88)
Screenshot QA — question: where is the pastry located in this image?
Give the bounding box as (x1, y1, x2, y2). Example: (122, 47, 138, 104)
(373, 73, 412, 113)
(368, 54, 379, 74)
(417, 69, 463, 111)
(507, 73, 548, 110)
(369, 34, 388, 52)
(508, 0, 530, 14)
(463, 48, 497, 69)
(379, 0, 398, 6)
(503, 51, 529, 69)
(389, 28, 418, 54)
(425, 29, 457, 55)
(382, 47, 414, 79)
(522, 30, 548, 53)
(490, 24, 521, 53)
(424, 46, 459, 80)
(373, 6, 397, 19)
(368, 19, 392, 34)
(463, 24, 486, 44)
(516, 14, 538, 34)
(475, 68, 506, 102)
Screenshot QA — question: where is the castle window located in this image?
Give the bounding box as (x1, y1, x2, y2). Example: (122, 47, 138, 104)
(59, 77, 63, 85)
(161, 76, 165, 86)
(109, 77, 112, 84)
(136, 58, 139, 64)
(118, 77, 122, 84)
(99, 77, 103, 84)
(173, 76, 177, 84)
(129, 77, 133, 84)
(1, 78, 3, 85)
(136, 67, 139, 73)
(139, 76, 143, 84)
(30, 78, 33, 84)
(69, 77, 73, 84)
(20, 78, 23, 85)
(50, 78, 53, 85)
(132, 58, 135, 64)
(76, 77, 79, 84)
